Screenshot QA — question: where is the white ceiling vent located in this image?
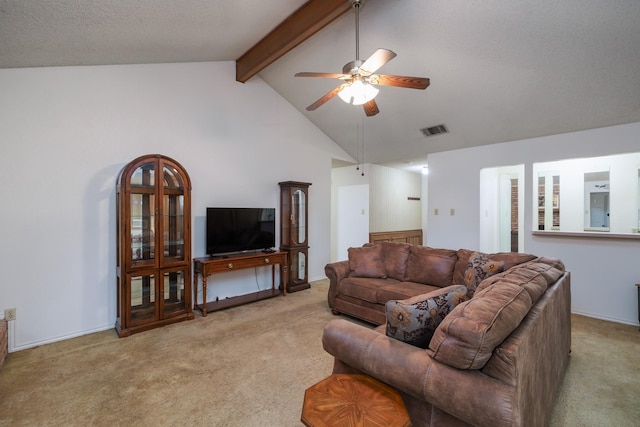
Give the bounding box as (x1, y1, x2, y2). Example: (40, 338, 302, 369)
(420, 124, 448, 137)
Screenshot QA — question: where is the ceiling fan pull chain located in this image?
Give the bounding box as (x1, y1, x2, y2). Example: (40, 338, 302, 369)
(360, 117, 364, 176)
(356, 122, 360, 171)
(361, 116, 365, 176)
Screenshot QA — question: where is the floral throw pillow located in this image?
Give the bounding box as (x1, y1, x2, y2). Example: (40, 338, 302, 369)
(464, 252, 505, 298)
(385, 285, 468, 349)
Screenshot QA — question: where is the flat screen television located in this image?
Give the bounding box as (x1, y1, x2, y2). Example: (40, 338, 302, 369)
(206, 207, 276, 256)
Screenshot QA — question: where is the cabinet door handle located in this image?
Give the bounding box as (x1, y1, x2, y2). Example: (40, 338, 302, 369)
(264, 258, 270, 264)
(227, 263, 233, 269)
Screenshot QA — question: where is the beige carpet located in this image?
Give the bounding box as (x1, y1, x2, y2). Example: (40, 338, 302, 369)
(0, 280, 638, 426)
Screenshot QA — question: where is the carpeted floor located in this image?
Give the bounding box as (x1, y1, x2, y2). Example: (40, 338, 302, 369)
(0, 280, 638, 426)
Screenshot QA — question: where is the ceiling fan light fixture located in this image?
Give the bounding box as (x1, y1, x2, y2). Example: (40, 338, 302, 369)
(296, 0, 428, 116)
(338, 79, 379, 105)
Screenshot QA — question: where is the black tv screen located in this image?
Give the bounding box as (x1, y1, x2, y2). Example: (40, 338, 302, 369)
(206, 208, 276, 255)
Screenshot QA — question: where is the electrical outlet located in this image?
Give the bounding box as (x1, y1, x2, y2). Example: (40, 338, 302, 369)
(4, 308, 16, 321)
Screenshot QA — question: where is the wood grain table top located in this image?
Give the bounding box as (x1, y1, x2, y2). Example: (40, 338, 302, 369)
(301, 374, 411, 427)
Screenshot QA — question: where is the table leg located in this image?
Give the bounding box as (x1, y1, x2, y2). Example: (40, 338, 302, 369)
(282, 263, 288, 296)
(202, 275, 208, 317)
(193, 271, 198, 311)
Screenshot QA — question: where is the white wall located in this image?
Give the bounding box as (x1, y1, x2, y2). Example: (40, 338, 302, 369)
(368, 164, 422, 233)
(330, 163, 422, 261)
(427, 122, 640, 326)
(421, 171, 429, 239)
(0, 61, 353, 351)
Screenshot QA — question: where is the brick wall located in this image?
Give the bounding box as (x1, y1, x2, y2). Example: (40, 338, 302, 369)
(537, 183, 560, 229)
(511, 180, 518, 231)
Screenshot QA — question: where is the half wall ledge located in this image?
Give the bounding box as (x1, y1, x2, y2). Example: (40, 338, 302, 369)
(532, 231, 640, 240)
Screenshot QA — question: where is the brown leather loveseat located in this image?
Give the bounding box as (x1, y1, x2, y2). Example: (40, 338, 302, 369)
(322, 242, 571, 426)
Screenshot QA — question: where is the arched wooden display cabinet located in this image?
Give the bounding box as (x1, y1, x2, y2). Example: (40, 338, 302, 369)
(116, 154, 193, 337)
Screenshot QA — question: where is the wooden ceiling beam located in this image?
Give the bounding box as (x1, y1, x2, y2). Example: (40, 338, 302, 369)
(235, 0, 353, 83)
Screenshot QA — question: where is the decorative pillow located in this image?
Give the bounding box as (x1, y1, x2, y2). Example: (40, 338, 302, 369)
(464, 252, 505, 297)
(380, 242, 411, 281)
(404, 246, 457, 287)
(385, 285, 468, 348)
(348, 245, 387, 278)
(452, 249, 537, 287)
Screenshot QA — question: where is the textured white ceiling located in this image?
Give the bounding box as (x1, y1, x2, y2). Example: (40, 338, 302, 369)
(2, 0, 639, 171)
(0, 0, 305, 67)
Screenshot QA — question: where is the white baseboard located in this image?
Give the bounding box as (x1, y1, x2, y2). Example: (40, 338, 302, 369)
(9, 323, 114, 353)
(571, 310, 639, 327)
(7, 308, 636, 353)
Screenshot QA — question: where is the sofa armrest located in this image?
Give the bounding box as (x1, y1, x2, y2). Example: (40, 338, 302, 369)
(322, 319, 517, 427)
(324, 260, 350, 309)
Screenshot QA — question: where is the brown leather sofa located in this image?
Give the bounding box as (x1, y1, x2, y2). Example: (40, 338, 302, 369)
(322, 242, 571, 426)
(325, 242, 539, 324)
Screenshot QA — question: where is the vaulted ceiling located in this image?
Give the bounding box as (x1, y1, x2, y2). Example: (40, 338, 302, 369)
(2, 0, 639, 172)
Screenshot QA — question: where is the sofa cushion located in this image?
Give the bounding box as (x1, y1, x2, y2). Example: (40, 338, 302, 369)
(476, 257, 565, 302)
(464, 252, 505, 298)
(405, 246, 457, 287)
(491, 252, 540, 271)
(380, 242, 411, 280)
(340, 277, 399, 304)
(348, 245, 387, 278)
(428, 282, 533, 369)
(452, 249, 537, 287)
(376, 282, 441, 304)
(385, 285, 469, 348)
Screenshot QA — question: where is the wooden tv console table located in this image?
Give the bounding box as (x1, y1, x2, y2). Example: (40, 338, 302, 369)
(193, 252, 288, 317)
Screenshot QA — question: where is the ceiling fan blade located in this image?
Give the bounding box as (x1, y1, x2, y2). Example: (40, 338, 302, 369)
(295, 72, 348, 79)
(373, 74, 430, 90)
(306, 84, 346, 111)
(359, 48, 397, 75)
(363, 99, 379, 117)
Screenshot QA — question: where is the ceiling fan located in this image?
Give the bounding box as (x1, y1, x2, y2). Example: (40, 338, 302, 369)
(295, 0, 430, 117)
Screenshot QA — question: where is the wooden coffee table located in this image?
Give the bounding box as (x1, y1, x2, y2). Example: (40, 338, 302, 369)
(301, 374, 411, 427)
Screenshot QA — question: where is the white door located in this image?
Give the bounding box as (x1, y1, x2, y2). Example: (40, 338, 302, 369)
(336, 184, 369, 261)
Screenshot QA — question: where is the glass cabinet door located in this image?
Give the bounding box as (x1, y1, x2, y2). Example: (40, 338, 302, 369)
(289, 249, 308, 285)
(162, 269, 187, 317)
(129, 273, 157, 325)
(292, 189, 307, 244)
(161, 164, 186, 264)
(129, 162, 156, 268)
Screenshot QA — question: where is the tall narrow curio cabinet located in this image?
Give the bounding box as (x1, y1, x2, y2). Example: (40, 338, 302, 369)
(116, 154, 194, 337)
(279, 181, 311, 292)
